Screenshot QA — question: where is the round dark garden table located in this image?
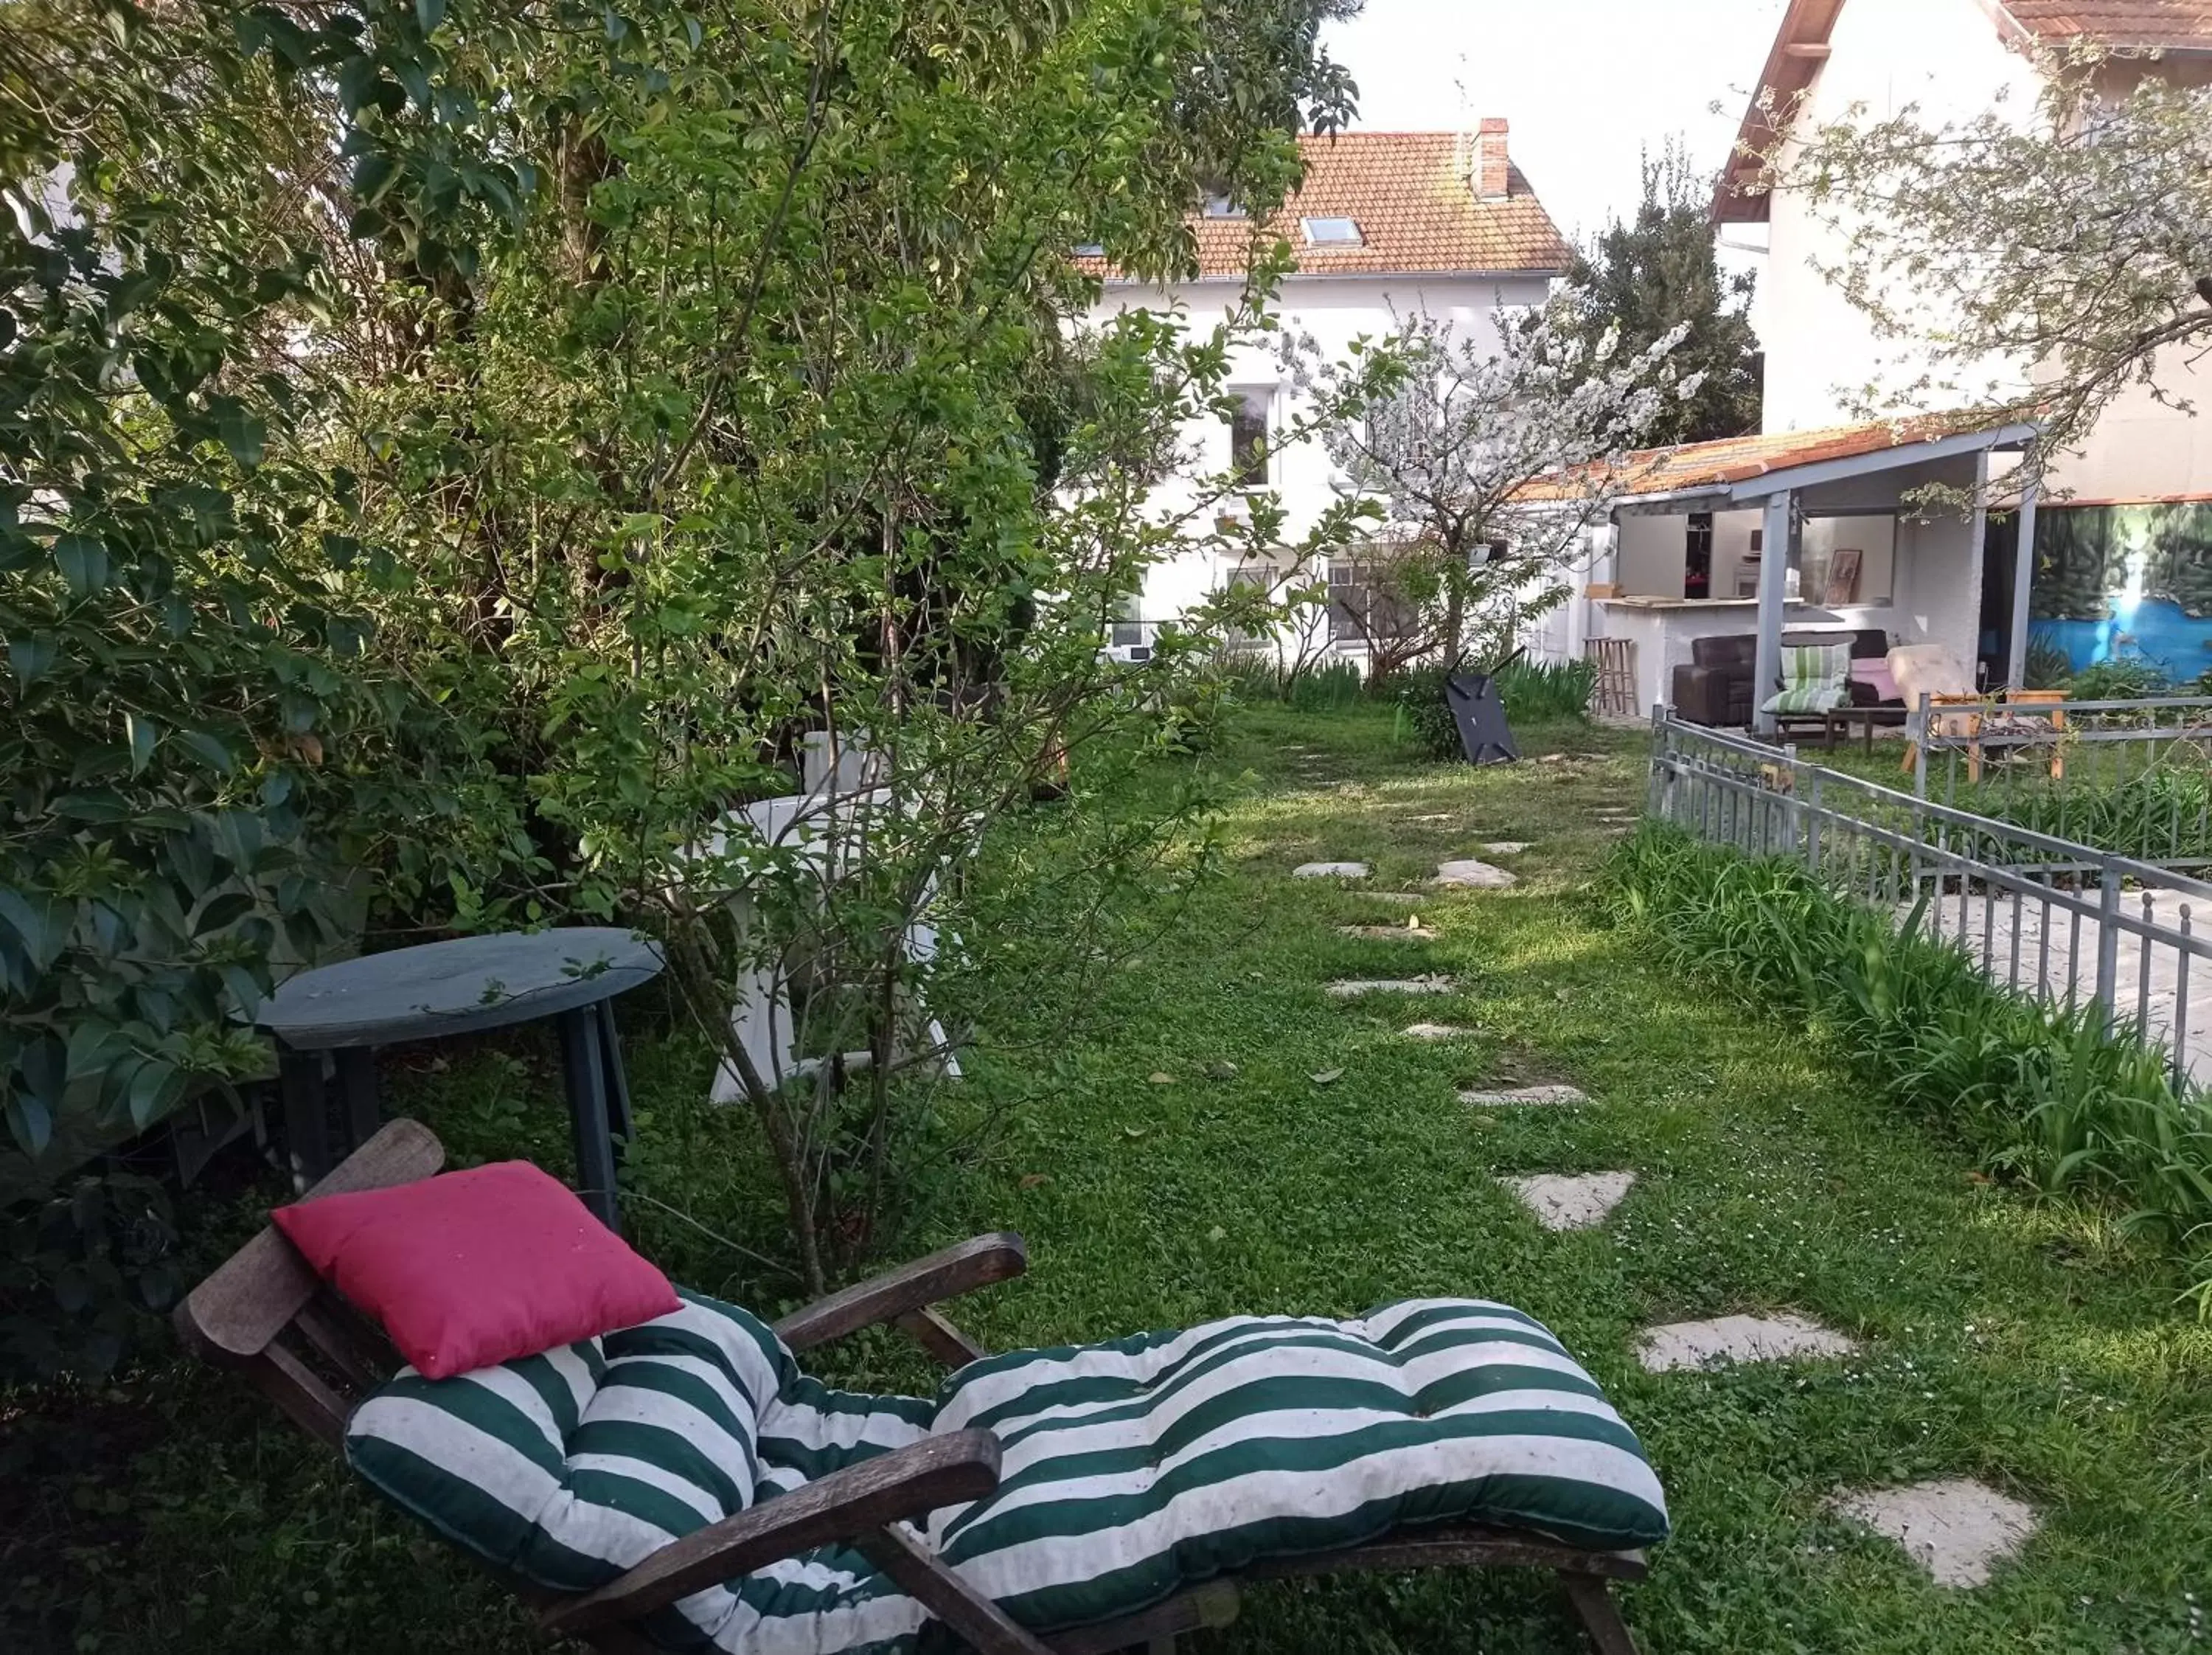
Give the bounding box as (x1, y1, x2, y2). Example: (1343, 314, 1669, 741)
(257, 929, 664, 1231)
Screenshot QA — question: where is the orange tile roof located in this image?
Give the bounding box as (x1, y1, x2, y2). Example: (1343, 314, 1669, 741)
(1091, 131, 1571, 282)
(1715, 0, 2212, 223)
(2000, 1, 2212, 48)
(1516, 415, 1997, 502)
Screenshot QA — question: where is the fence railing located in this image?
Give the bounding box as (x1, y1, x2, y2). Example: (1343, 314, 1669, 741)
(1650, 709, 2212, 1089)
(1907, 693, 2212, 870)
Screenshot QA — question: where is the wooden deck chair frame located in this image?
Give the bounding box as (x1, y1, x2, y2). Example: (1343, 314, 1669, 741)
(176, 1121, 1649, 1654)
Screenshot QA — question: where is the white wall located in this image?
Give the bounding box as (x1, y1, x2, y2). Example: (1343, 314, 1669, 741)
(1091, 272, 1553, 641)
(1760, 0, 2212, 502)
(1615, 514, 1686, 596)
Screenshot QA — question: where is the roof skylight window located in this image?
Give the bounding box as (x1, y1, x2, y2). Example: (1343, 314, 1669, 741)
(1301, 215, 1363, 247)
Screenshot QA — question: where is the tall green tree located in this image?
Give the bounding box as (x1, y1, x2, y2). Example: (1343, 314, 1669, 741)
(1564, 142, 1761, 446)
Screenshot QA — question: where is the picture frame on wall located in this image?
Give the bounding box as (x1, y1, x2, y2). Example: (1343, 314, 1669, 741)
(1825, 547, 1863, 606)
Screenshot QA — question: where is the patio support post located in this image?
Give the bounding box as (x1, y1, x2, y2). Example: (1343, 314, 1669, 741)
(1751, 490, 1792, 736)
(2007, 465, 2039, 690)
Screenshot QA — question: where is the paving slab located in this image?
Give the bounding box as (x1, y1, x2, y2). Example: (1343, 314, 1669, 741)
(1502, 1171, 1636, 1230)
(1402, 1022, 1472, 1041)
(1482, 842, 1532, 856)
(1458, 1083, 1587, 1106)
(1338, 923, 1436, 941)
(1326, 977, 1455, 999)
(1636, 1312, 1859, 1373)
(1432, 859, 1518, 890)
(1829, 1479, 2039, 1588)
(1293, 861, 1369, 880)
(1363, 892, 1427, 906)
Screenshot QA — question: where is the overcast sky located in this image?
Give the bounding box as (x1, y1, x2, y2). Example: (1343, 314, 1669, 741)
(1322, 0, 1791, 246)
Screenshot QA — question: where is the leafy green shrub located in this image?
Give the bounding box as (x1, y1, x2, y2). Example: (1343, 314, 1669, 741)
(1605, 828, 2212, 1313)
(1986, 764, 2212, 865)
(1, 1170, 178, 1381)
(2070, 658, 2171, 701)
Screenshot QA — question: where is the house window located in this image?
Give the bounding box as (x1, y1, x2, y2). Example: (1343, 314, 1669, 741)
(1300, 216, 1363, 248)
(1072, 241, 1105, 258)
(1685, 513, 1714, 599)
(1228, 387, 1271, 488)
(1328, 563, 1368, 645)
(1203, 193, 1246, 219)
(1110, 595, 1144, 648)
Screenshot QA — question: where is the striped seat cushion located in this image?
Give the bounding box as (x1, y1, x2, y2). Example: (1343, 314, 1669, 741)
(1761, 642, 1854, 716)
(345, 1293, 1667, 1654)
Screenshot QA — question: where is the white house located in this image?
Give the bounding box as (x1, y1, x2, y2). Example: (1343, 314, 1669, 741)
(1088, 125, 1571, 659)
(1536, 0, 2212, 728)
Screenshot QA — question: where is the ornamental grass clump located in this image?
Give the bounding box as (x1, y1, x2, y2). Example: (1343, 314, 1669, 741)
(1607, 828, 2212, 1314)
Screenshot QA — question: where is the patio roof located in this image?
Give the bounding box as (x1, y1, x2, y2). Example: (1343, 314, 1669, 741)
(1517, 414, 2039, 511)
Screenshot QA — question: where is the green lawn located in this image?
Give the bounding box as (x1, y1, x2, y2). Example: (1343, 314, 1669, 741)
(8, 704, 2211, 1654)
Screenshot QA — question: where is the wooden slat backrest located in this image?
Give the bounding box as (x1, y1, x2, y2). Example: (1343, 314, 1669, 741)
(174, 1118, 445, 1362)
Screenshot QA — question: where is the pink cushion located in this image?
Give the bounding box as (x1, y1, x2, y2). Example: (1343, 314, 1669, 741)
(1850, 659, 1900, 703)
(272, 1162, 679, 1380)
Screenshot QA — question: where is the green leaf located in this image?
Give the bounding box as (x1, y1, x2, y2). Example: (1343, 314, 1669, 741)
(126, 1059, 178, 1129)
(194, 892, 256, 934)
(175, 729, 236, 774)
(0, 889, 67, 971)
(218, 409, 266, 471)
(415, 0, 447, 33)
(5, 1094, 52, 1158)
(125, 712, 159, 775)
(336, 53, 379, 115)
(9, 635, 58, 686)
(53, 533, 109, 598)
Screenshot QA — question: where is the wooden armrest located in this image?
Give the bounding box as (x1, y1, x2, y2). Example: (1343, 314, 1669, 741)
(540, 1429, 1003, 1636)
(772, 1232, 1026, 1355)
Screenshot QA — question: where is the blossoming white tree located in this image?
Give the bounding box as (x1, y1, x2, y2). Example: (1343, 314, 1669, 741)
(1773, 48, 2212, 462)
(1281, 301, 1691, 676)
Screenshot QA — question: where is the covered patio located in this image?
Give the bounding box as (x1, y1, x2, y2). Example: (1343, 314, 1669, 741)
(1543, 417, 2042, 735)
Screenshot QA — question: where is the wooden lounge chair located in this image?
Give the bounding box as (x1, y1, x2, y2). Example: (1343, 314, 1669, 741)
(177, 1121, 1652, 1654)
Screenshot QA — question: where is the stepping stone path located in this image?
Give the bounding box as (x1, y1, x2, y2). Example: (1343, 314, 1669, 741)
(1501, 1172, 1635, 1231)
(1363, 892, 1427, 906)
(1432, 859, 1518, 890)
(1458, 1083, 1587, 1106)
(1482, 842, 1531, 856)
(1636, 1313, 1858, 1373)
(1338, 923, 1436, 941)
(1326, 977, 1455, 999)
(1402, 1022, 1470, 1041)
(1293, 862, 1368, 879)
(1827, 1479, 2039, 1588)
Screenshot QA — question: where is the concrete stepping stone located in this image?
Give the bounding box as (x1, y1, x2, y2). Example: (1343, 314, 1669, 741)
(1293, 861, 1369, 880)
(1338, 923, 1436, 941)
(1458, 1083, 1587, 1106)
(1432, 859, 1518, 890)
(1637, 1313, 1858, 1373)
(1829, 1479, 2038, 1588)
(1363, 892, 1427, 906)
(1402, 1022, 1471, 1041)
(1482, 842, 1531, 856)
(1502, 1172, 1636, 1231)
(1326, 977, 1455, 999)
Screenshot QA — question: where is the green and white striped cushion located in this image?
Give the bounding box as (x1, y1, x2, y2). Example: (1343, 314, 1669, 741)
(1761, 642, 1853, 715)
(345, 1293, 1667, 1653)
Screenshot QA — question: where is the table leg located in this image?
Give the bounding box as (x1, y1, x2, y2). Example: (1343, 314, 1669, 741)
(597, 1000, 635, 1145)
(334, 1047, 380, 1155)
(557, 1007, 622, 1232)
(276, 1045, 332, 1192)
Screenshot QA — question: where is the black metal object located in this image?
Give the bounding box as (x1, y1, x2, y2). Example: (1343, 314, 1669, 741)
(1446, 668, 1521, 767)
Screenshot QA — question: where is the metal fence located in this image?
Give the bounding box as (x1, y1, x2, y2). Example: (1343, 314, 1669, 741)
(1649, 710, 2212, 1089)
(1908, 693, 2212, 870)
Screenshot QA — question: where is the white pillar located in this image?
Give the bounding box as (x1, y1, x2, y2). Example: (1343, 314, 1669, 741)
(2007, 466, 2040, 690)
(1752, 490, 1793, 735)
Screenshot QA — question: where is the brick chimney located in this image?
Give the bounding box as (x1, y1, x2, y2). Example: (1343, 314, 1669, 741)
(1472, 118, 1512, 202)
